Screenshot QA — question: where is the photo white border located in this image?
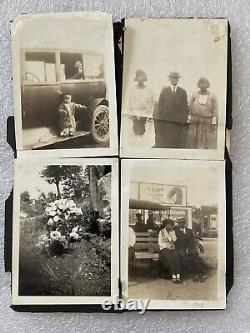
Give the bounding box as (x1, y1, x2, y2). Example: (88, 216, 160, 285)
(120, 18, 228, 161)
(12, 157, 119, 305)
(11, 12, 118, 157)
(121, 158, 226, 310)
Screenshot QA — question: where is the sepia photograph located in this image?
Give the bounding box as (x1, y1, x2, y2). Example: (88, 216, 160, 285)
(12, 158, 119, 305)
(11, 12, 118, 157)
(121, 159, 226, 309)
(120, 18, 228, 160)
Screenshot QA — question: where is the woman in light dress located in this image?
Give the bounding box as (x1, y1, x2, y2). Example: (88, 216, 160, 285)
(158, 219, 182, 284)
(125, 69, 155, 148)
(187, 77, 218, 149)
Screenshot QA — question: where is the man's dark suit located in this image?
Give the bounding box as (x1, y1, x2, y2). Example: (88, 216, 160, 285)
(175, 227, 195, 252)
(155, 86, 189, 148)
(175, 227, 207, 276)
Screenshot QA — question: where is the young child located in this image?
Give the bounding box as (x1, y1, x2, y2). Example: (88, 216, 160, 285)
(58, 94, 87, 137)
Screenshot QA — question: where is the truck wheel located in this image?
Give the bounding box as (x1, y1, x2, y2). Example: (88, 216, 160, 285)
(91, 105, 109, 145)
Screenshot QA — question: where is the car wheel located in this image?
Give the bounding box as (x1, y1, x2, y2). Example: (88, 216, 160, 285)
(91, 105, 109, 145)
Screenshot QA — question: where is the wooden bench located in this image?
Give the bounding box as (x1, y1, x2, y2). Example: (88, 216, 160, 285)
(134, 231, 160, 260)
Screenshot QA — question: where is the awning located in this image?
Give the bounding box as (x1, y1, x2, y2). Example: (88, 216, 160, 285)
(129, 198, 171, 211)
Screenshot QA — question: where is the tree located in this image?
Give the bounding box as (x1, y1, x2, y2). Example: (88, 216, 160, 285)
(84, 166, 109, 211)
(37, 192, 47, 207)
(47, 191, 57, 202)
(20, 191, 30, 203)
(40, 165, 84, 199)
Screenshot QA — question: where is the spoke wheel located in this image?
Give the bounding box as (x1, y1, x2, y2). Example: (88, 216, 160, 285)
(91, 105, 109, 144)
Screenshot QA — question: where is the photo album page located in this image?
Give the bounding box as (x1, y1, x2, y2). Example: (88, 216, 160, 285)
(8, 13, 231, 311)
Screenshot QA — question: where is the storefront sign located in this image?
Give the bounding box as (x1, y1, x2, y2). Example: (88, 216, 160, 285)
(130, 182, 187, 206)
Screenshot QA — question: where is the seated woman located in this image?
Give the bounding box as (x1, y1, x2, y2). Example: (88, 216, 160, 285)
(158, 219, 182, 284)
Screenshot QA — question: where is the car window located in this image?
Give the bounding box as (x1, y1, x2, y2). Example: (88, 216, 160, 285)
(24, 52, 56, 82)
(60, 52, 84, 80)
(84, 54, 104, 79)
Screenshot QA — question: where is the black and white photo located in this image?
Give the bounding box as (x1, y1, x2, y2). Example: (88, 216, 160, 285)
(121, 159, 226, 309)
(11, 12, 118, 157)
(120, 18, 228, 160)
(12, 158, 119, 305)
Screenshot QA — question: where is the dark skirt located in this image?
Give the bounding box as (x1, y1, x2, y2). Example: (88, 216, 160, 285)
(159, 248, 181, 275)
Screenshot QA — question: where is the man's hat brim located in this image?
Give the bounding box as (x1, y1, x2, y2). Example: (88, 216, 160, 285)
(169, 72, 181, 78)
(176, 217, 186, 223)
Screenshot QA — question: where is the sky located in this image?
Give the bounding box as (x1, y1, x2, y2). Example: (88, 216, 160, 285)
(130, 165, 218, 207)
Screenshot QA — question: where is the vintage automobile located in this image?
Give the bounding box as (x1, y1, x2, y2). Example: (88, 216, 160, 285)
(21, 49, 109, 149)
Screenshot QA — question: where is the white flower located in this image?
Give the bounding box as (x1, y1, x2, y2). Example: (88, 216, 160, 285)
(50, 230, 62, 241)
(69, 207, 77, 214)
(69, 232, 80, 240)
(49, 210, 56, 217)
(20, 211, 28, 218)
(53, 215, 60, 222)
(69, 200, 76, 208)
(45, 207, 52, 215)
(39, 234, 49, 241)
(75, 207, 83, 215)
(58, 235, 67, 243)
(47, 218, 54, 226)
(72, 226, 79, 233)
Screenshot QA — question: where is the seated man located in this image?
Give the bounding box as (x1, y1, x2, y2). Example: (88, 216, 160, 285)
(175, 217, 208, 282)
(133, 213, 148, 232)
(146, 211, 159, 231)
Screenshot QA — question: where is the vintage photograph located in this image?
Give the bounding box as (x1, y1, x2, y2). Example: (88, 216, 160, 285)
(11, 12, 118, 157)
(120, 18, 228, 160)
(12, 158, 118, 305)
(121, 159, 226, 309)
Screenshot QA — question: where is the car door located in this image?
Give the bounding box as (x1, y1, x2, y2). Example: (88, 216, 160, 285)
(21, 50, 61, 132)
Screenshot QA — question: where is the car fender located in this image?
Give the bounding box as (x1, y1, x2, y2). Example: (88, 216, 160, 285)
(90, 97, 109, 111)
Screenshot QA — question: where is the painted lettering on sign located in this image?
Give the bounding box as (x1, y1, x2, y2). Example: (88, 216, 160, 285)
(130, 182, 187, 206)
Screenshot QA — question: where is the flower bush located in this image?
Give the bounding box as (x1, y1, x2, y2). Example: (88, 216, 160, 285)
(36, 198, 84, 254)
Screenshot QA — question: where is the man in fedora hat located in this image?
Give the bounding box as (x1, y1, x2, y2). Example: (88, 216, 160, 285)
(175, 217, 208, 282)
(156, 72, 188, 148)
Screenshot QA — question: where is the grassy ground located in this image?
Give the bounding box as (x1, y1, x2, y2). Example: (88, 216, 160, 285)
(19, 216, 111, 296)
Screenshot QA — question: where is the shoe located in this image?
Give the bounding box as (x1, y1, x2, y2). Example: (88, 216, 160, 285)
(199, 276, 206, 283)
(193, 276, 200, 283)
